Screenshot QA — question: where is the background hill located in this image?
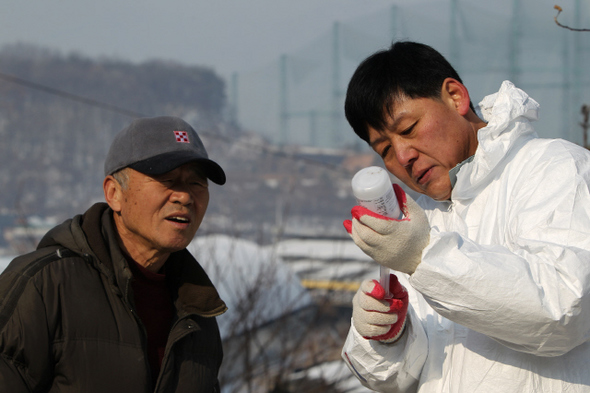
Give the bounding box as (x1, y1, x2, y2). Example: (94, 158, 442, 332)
(0, 44, 225, 217)
(0, 43, 378, 251)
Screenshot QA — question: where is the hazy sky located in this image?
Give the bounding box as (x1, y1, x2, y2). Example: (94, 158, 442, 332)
(0, 0, 396, 79)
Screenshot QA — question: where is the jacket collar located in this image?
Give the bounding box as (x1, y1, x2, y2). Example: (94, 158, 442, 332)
(165, 249, 227, 317)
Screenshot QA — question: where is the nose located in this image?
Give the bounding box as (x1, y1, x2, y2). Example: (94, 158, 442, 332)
(169, 182, 194, 205)
(393, 140, 418, 169)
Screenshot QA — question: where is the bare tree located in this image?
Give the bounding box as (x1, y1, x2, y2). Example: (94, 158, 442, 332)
(553, 5, 590, 32)
(193, 231, 359, 392)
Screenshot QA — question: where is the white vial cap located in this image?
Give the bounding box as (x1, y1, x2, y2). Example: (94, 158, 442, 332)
(351, 166, 392, 200)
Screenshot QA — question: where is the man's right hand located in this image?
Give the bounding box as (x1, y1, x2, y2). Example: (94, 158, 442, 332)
(343, 184, 430, 276)
(352, 274, 409, 343)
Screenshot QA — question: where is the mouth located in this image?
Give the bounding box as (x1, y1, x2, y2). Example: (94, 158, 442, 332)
(415, 167, 433, 185)
(165, 214, 191, 225)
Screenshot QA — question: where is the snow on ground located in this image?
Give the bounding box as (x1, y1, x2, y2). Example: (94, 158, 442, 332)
(0, 256, 14, 272)
(289, 359, 371, 393)
(189, 235, 375, 392)
(187, 234, 315, 338)
(0, 236, 381, 320)
(186, 233, 380, 338)
(0, 235, 377, 285)
(273, 237, 380, 284)
(273, 238, 369, 260)
(287, 258, 378, 282)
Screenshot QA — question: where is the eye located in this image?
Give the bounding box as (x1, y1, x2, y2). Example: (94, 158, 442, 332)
(152, 176, 173, 184)
(400, 123, 415, 136)
(189, 178, 208, 188)
(380, 145, 391, 159)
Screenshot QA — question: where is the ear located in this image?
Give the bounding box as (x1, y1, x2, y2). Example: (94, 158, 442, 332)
(441, 78, 471, 116)
(103, 176, 123, 213)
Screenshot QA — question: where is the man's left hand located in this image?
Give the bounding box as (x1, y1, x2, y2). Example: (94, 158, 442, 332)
(352, 274, 409, 343)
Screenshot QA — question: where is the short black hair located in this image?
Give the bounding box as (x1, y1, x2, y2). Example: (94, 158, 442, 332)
(344, 41, 471, 143)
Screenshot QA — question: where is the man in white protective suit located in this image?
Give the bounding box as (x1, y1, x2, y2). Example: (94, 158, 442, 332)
(341, 40, 590, 392)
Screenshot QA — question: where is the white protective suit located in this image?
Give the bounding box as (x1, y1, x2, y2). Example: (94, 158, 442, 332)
(342, 81, 590, 392)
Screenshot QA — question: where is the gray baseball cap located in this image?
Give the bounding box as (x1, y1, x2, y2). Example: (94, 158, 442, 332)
(104, 116, 226, 185)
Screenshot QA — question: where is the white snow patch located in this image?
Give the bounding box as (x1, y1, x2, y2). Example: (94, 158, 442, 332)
(289, 359, 371, 392)
(188, 234, 313, 338)
(0, 256, 14, 272)
(274, 238, 370, 260)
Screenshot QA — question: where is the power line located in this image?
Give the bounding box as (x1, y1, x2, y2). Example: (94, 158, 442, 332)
(0, 71, 147, 118)
(0, 70, 354, 175)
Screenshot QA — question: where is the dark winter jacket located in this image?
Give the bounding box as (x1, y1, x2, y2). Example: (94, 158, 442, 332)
(0, 203, 227, 393)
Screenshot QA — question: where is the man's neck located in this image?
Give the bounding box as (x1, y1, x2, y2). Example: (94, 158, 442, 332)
(120, 244, 169, 273)
(112, 216, 170, 273)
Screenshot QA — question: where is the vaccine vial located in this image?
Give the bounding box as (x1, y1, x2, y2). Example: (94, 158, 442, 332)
(351, 166, 402, 298)
(352, 166, 401, 220)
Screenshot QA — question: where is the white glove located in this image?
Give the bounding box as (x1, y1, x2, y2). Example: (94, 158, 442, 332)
(352, 274, 409, 343)
(344, 184, 430, 275)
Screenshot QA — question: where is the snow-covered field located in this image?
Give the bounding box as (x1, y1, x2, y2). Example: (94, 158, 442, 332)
(188, 234, 378, 335)
(0, 235, 379, 339)
(0, 235, 377, 280)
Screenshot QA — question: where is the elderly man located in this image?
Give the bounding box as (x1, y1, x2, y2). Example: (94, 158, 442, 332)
(0, 116, 227, 392)
(342, 41, 590, 392)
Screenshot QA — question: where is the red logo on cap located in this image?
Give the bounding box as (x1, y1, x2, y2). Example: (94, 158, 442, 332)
(174, 131, 189, 143)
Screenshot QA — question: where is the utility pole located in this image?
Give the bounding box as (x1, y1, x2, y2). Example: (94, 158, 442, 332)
(450, 0, 461, 68)
(561, 27, 573, 142)
(390, 5, 399, 39)
(279, 54, 289, 145)
(509, 0, 522, 86)
(573, 0, 583, 144)
(331, 21, 341, 147)
(230, 72, 239, 127)
(582, 105, 589, 149)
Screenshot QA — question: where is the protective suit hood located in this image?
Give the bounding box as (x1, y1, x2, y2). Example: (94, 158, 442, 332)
(453, 81, 540, 201)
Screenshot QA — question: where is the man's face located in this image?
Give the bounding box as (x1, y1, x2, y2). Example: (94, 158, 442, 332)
(111, 163, 210, 257)
(368, 95, 478, 201)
